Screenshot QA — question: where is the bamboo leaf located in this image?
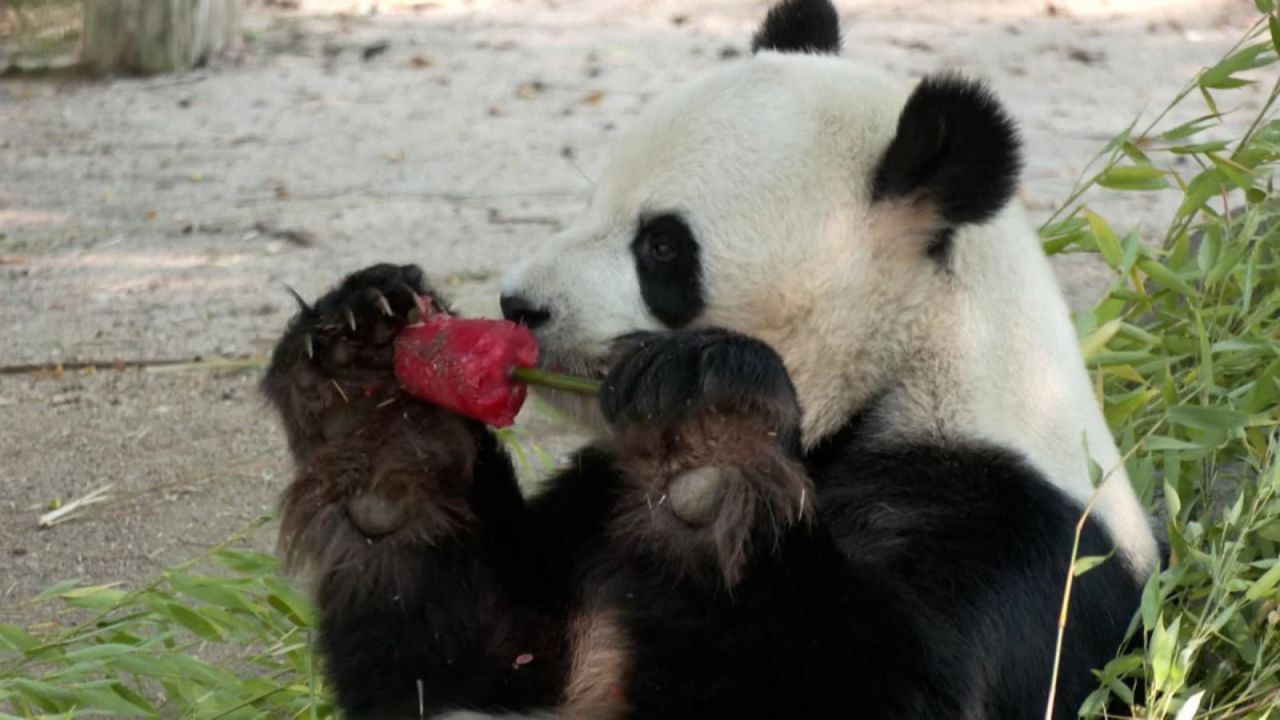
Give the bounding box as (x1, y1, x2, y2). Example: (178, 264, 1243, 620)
(1174, 690, 1206, 720)
(69, 685, 153, 716)
(1084, 209, 1124, 268)
(8, 678, 76, 711)
(0, 623, 38, 653)
(63, 643, 144, 664)
(1105, 389, 1159, 427)
(1097, 165, 1170, 191)
(162, 603, 223, 641)
(1167, 405, 1252, 431)
(1073, 554, 1114, 576)
(1245, 560, 1280, 601)
(1137, 257, 1199, 296)
(1168, 140, 1231, 155)
(1145, 436, 1205, 452)
(214, 549, 279, 575)
(58, 584, 129, 611)
(32, 578, 83, 602)
(1207, 152, 1256, 190)
(1081, 318, 1124, 359)
(264, 576, 316, 627)
(1200, 43, 1272, 89)
(1150, 615, 1180, 693)
(168, 575, 255, 612)
(1160, 114, 1220, 141)
(1165, 480, 1182, 519)
(1176, 168, 1229, 220)
(1140, 570, 1161, 632)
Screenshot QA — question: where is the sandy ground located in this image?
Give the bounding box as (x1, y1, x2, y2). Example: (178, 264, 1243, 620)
(0, 0, 1263, 621)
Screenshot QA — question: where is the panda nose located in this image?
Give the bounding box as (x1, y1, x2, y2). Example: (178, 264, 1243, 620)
(500, 294, 552, 330)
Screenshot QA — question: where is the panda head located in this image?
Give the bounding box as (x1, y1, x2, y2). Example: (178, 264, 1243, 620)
(500, 0, 1022, 442)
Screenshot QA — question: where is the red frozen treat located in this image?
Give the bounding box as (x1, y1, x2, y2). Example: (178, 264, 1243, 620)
(393, 311, 539, 428)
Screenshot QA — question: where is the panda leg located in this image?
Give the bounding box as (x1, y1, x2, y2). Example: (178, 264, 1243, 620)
(262, 264, 568, 718)
(598, 328, 813, 589)
(592, 329, 942, 717)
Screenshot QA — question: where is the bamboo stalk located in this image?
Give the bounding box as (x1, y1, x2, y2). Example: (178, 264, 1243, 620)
(0, 356, 266, 376)
(511, 367, 602, 395)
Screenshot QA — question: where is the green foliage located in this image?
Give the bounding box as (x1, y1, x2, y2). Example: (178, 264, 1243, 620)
(1043, 10, 1279, 718)
(1, 7, 1278, 720)
(0, 517, 331, 718)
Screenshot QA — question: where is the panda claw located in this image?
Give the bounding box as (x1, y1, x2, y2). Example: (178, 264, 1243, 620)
(303, 334, 314, 360)
(284, 284, 310, 312)
(344, 307, 357, 331)
(411, 288, 429, 308)
(374, 292, 394, 317)
(330, 379, 350, 403)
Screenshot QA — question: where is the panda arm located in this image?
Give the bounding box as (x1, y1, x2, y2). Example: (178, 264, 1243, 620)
(293, 432, 621, 719)
(262, 264, 622, 718)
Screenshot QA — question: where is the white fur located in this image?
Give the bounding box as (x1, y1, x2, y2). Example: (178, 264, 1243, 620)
(501, 52, 1158, 572)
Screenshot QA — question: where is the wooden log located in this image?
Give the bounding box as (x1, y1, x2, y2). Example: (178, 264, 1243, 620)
(83, 0, 243, 75)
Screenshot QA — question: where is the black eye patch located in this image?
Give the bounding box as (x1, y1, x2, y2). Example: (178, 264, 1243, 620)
(631, 213, 705, 328)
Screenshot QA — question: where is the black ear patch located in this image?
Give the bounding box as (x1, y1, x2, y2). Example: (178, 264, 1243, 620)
(751, 0, 841, 55)
(871, 74, 1022, 228)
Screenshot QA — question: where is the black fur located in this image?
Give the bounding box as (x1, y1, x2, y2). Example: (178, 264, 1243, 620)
(499, 293, 552, 329)
(313, 441, 619, 717)
(811, 414, 1144, 717)
(751, 0, 841, 55)
(603, 523, 944, 718)
(262, 263, 440, 459)
(872, 74, 1023, 230)
(630, 213, 705, 329)
(601, 329, 798, 439)
(265, 270, 1142, 718)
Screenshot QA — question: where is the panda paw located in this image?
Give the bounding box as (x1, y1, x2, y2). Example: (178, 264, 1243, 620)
(277, 263, 438, 379)
(600, 328, 803, 435)
(263, 263, 455, 459)
(602, 329, 813, 587)
(277, 398, 480, 601)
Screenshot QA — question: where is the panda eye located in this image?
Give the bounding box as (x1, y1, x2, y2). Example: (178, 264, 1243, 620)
(631, 212, 703, 328)
(648, 237, 680, 263)
(633, 213, 695, 267)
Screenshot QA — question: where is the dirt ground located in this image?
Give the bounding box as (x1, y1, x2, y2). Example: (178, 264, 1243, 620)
(0, 0, 1263, 620)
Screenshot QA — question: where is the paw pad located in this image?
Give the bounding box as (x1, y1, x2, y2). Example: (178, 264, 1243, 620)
(613, 413, 813, 588)
(666, 466, 734, 527)
(346, 493, 410, 537)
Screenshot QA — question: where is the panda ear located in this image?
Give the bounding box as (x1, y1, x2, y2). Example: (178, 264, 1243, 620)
(751, 0, 841, 55)
(871, 74, 1022, 228)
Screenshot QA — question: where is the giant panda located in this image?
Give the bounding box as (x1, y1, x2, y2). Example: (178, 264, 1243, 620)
(262, 0, 1161, 717)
